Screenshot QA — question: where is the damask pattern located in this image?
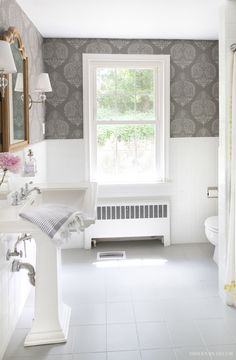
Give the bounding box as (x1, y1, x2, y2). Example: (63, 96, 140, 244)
(151, 40, 172, 50)
(64, 53, 83, 88)
(0, 0, 45, 144)
(212, 44, 219, 64)
(64, 91, 83, 125)
(43, 38, 219, 138)
(194, 41, 214, 51)
(67, 39, 87, 50)
(86, 40, 112, 54)
(171, 110, 196, 137)
(191, 91, 216, 125)
(212, 82, 219, 101)
(46, 72, 69, 107)
(191, 54, 216, 88)
(109, 40, 130, 50)
(128, 40, 153, 54)
(170, 43, 196, 69)
(171, 73, 195, 106)
(47, 110, 70, 138)
(44, 40, 68, 69)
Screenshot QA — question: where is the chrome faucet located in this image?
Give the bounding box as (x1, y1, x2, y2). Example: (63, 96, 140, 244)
(23, 182, 41, 198)
(26, 186, 41, 196)
(12, 259, 35, 286)
(6, 233, 32, 260)
(18, 183, 41, 202)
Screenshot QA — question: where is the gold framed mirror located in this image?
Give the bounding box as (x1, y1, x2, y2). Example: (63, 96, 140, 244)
(0, 27, 29, 152)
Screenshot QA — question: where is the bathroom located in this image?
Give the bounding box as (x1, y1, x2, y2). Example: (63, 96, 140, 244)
(0, 0, 235, 359)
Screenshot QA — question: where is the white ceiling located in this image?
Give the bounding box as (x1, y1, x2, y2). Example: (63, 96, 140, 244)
(16, 0, 223, 39)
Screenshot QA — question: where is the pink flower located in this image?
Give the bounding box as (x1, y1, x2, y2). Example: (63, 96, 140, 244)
(0, 153, 22, 174)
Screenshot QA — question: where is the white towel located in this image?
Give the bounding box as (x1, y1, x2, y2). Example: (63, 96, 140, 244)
(19, 204, 84, 246)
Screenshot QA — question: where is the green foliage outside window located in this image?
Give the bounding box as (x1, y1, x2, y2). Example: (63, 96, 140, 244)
(97, 125, 155, 146)
(96, 68, 155, 121)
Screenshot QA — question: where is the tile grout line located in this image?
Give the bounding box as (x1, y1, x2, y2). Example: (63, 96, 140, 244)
(164, 320, 179, 360)
(161, 298, 179, 360)
(131, 288, 143, 360)
(193, 318, 212, 358)
(3, 244, 224, 359)
(105, 285, 108, 360)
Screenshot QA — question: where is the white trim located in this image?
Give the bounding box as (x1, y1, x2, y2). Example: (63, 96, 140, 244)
(83, 53, 170, 184)
(83, 58, 90, 181)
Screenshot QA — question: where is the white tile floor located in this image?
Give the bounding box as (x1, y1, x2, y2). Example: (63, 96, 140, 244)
(3, 241, 236, 360)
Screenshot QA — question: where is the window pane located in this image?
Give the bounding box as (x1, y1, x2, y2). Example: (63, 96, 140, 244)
(97, 124, 156, 182)
(97, 94, 116, 120)
(116, 69, 135, 94)
(135, 94, 155, 120)
(116, 95, 135, 120)
(96, 68, 116, 93)
(96, 67, 155, 121)
(97, 94, 135, 121)
(135, 69, 154, 94)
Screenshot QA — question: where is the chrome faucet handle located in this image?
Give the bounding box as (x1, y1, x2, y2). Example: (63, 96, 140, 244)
(6, 248, 23, 261)
(24, 183, 29, 194)
(11, 191, 20, 206)
(23, 240, 26, 257)
(20, 187, 26, 200)
(24, 181, 33, 195)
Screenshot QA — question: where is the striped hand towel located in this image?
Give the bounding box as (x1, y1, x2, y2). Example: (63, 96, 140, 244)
(19, 204, 84, 246)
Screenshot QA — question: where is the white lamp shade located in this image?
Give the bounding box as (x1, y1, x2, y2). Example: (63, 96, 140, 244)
(14, 73, 23, 92)
(35, 73, 52, 92)
(0, 40, 17, 74)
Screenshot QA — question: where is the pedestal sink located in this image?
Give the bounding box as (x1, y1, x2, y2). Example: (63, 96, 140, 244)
(0, 182, 97, 346)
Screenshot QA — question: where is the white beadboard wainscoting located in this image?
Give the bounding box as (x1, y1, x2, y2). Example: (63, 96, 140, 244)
(0, 136, 218, 358)
(0, 141, 46, 360)
(0, 235, 36, 360)
(46, 137, 219, 245)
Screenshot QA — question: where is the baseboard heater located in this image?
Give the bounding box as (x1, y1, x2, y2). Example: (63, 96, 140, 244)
(84, 200, 170, 248)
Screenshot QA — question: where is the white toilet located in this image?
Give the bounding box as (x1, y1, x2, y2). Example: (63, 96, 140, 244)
(204, 216, 218, 264)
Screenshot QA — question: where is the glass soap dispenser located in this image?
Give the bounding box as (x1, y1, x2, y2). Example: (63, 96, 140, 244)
(24, 149, 37, 177)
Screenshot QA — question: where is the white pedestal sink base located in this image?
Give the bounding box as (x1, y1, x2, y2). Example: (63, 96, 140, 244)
(0, 183, 98, 348)
(24, 230, 71, 347)
(24, 304, 71, 346)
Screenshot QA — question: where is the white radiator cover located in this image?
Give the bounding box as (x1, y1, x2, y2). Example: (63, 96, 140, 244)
(84, 200, 170, 248)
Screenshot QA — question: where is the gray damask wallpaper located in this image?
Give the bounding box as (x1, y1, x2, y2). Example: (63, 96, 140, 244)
(43, 38, 219, 138)
(0, 0, 45, 144)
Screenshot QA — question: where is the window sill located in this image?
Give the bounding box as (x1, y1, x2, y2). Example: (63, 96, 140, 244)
(98, 179, 171, 186)
(97, 181, 172, 199)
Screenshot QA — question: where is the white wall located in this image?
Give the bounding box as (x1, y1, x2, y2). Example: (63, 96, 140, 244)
(170, 137, 218, 244)
(0, 134, 218, 358)
(46, 140, 85, 183)
(0, 140, 46, 360)
(218, 0, 236, 300)
(46, 137, 218, 244)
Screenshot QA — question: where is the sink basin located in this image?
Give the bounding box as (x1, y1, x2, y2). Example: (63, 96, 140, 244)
(0, 182, 97, 235)
(37, 182, 97, 227)
(0, 192, 39, 234)
(0, 182, 98, 347)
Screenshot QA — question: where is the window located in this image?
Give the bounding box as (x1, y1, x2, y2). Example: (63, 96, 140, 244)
(83, 54, 170, 184)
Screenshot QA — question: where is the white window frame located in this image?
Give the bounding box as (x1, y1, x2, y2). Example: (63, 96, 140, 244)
(83, 54, 170, 184)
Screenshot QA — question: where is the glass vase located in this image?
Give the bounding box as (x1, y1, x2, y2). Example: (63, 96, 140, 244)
(0, 170, 10, 199)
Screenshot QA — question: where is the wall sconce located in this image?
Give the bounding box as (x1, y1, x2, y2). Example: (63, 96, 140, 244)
(15, 72, 52, 109)
(0, 40, 17, 98)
